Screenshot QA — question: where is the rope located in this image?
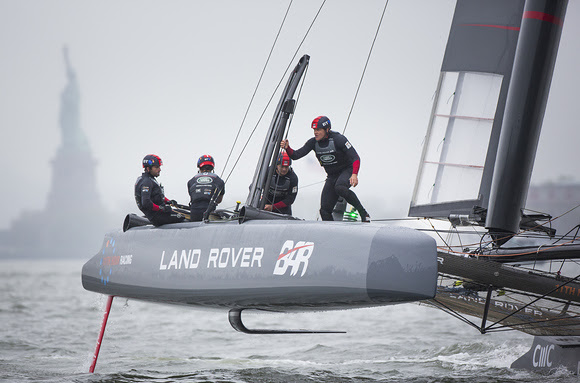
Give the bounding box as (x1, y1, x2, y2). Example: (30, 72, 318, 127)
(343, 0, 389, 134)
(438, 237, 579, 258)
(223, 0, 327, 185)
(427, 202, 580, 252)
(221, 0, 294, 178)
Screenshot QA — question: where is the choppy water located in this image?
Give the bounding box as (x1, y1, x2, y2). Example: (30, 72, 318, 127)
(0, 259, 577, 382)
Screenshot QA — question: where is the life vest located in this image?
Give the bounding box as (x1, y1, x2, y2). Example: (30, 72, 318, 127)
(268, 173, 292, 201)
(188, 172, 225, 210)
(314, 136, 348, 171)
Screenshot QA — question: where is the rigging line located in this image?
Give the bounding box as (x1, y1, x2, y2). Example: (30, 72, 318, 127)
(299, 180, 325, 189)
(527, 203, 580, 228)
(560, 257, 578, 275)
(436, 234, 580, 256)
(441, 206, 577, 250)
(222, 0, 327, 185)
(428, 219, 452, 251)
(484, 273, 580, 332)
(435, 290, 580, 334)
(437, 273, 580, 309)
(504, 203, 580, 243)
(342, 0, 389, 134)
(447, 222, 459, 250)
(484, 314, 580, 333)
(221, 0, 294, 179)
(499, 289, 580, 311)
(553, 223, 580, 245)
(428, 298, 483, 331)
(502, 232, 579, 241)
(481, 328, 517, 333)
(475, 238, 580, 258)
(514, 261, 574, 276)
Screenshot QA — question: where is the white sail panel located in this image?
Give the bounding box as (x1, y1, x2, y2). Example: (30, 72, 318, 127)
(453, 72, 503, 118)
(412, 71, 503, 207)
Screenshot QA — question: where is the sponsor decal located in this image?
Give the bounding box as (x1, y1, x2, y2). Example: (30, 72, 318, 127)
(345, 141, 352, 149)
(157, 241, 314, 276)
(555, 283, 580, 297)
(142, 186, 150, 193)
(159, 247, 264, 270)
(447, 293, 543, 316)
(197, 176, 213, 184)
(102, 255, 133, 266)
(99, 238, 132, 285)
(292, 186, 298, 193)
(319, 154, 335, 163)
(533, 344, 554, 368)
(273, 240, 314, 277)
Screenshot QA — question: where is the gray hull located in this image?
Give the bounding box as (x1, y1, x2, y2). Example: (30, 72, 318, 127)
(82, 220, 437, 311)
(511, 336, 580, 373)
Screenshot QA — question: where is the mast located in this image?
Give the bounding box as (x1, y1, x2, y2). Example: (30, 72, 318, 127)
(246, 55, 309, 209)
(486, 0, 568, 242)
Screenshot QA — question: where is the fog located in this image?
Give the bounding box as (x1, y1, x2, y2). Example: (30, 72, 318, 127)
(1, 0, 579, 231)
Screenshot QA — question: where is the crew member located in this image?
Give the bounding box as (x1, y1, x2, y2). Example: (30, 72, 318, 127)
(281, 116, 369, 222)
(134, 154, 184, 226)
(263, 151, 298, 215)
(187, 154, 225, 221)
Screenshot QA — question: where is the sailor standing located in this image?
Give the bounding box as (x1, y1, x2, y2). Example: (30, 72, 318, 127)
(134, 154, 184, 226)
(187, 155, 225, 221)
(281, 116, 369, 222)
(263, 151, 298, 215)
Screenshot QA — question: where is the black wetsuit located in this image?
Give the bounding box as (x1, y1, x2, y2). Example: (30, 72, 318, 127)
(187, 172, 225, 221)
(265, 168, 298, 215)
(288, 131, 367, 221)
(134, 172, 184, 226)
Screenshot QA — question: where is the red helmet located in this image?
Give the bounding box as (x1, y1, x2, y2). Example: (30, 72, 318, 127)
(197, 154, 215, 169)
(311, 116, 331, 130)
(277, 151, 292, 166)
(142, 154, 162, 168)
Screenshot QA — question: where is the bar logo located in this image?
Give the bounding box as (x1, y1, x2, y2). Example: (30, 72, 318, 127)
(273, 240, 314, 277)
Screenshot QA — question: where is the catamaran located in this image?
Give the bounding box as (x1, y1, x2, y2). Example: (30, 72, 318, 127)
(82, 0, 580, 374)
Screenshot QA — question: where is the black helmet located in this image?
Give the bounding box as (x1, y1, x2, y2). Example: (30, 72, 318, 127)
(142, 154, 163, 168)
(197, 154, 215, 169)
(311, 116, 331, 130)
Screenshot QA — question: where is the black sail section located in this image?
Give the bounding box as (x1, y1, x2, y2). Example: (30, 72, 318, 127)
(409, 0, 525, 222)
(246, 55, 309, 211)
(486, 0, 568, 237)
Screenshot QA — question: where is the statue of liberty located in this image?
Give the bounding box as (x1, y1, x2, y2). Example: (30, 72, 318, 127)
(60, 45, 89, 152)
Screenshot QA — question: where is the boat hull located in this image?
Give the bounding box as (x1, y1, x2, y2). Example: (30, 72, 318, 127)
(82, 220, 437, 311)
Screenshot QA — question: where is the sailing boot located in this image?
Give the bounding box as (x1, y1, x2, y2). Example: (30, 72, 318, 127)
(359, 209, 371, 223)
(342, 190, 370, 223)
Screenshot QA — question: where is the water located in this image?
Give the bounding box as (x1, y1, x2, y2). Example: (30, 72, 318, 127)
(1, 259, 577, 382)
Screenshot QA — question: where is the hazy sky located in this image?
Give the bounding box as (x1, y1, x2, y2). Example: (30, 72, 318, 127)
(1, 0, 579, 230)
